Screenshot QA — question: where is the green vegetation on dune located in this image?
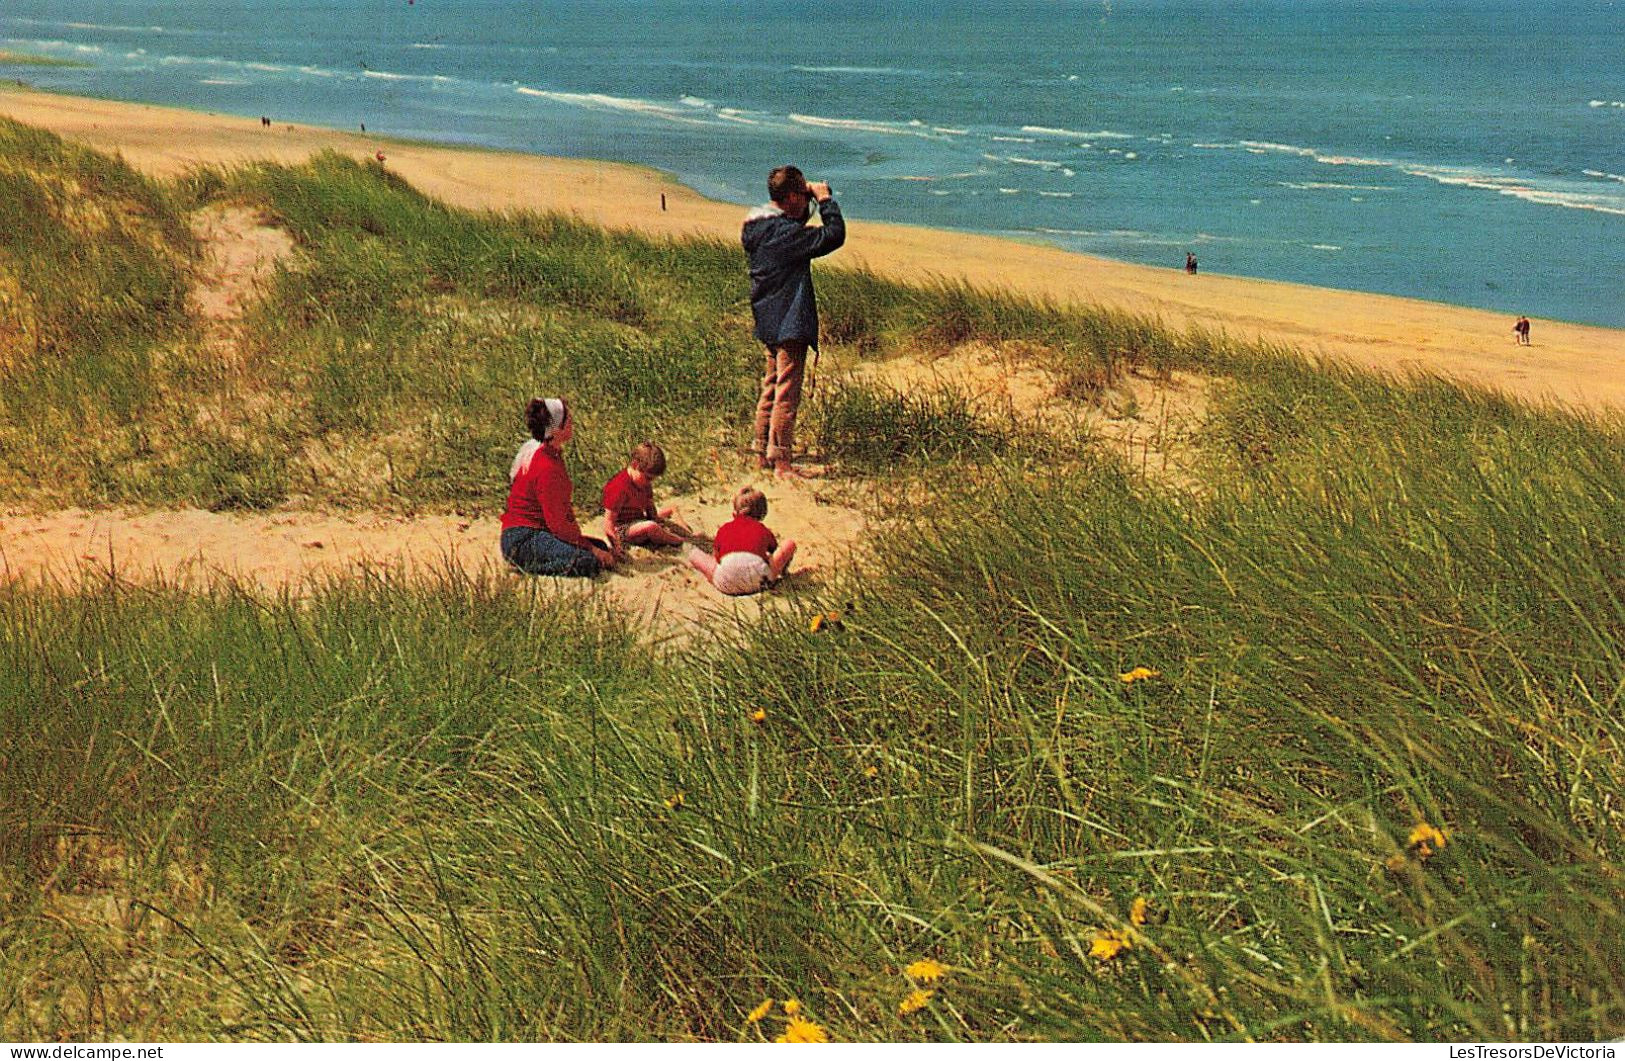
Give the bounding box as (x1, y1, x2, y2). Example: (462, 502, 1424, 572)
(1, 122, 1622, 1042)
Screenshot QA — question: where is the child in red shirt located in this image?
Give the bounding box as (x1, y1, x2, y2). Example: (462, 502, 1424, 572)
(601, 441, 690, 553)
(688, 486, 798, 595)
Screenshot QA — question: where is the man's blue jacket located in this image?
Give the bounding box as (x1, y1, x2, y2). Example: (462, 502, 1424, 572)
(742, 198, 846, 349)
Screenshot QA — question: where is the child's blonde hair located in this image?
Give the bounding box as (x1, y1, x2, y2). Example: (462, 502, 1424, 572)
(732, 486, 768, 520)
(629, 441, 666, 476)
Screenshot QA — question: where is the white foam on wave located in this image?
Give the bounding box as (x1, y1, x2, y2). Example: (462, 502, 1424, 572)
(1404, 165, 1625, 217)
(409, 43, 445, 50)
(517, 87, 718, 126)
(789, 113, 946, 139)
(1584, 169, 1625, 184)
(1589, 100, 1625, 109)
(793, 65, 909, 75)
(13, 39, 107, 56)
(1023, 125, 1134, 140)
(998, 187, 1020, 194)
(1002, 155, 1065, 170)
(1037, 191, 1075, 198)
(1278, 181, 1393, 191)
(990, 135, 1035, 143)
(1241, 140, 1318, 158)
(62, 21, 163, 33)
(1310, 244, 1342, 251)
(199, 78, 246, 86)
(363, 69, 453, 84)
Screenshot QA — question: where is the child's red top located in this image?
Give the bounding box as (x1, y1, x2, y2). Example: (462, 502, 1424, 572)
(713, 515, 777, 562)
(601, 469, 656, 525)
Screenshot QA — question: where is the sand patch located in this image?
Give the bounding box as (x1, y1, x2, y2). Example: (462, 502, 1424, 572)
(848, 341, 1214, 489)
(0, 471, 867, 642)
(189, 203, 295, 327)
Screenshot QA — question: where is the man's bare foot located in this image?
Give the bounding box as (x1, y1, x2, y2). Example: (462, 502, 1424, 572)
(775, 461, 821, 481)
(755, 454, 772, 471)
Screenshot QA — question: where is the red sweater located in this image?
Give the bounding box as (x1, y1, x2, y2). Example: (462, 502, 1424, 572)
(713, 515, 777, 562)
(500, 441, 589, 547)
(601, 469, 656, 525)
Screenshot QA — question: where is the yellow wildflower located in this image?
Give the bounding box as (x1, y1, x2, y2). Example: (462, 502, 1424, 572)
(750, 707, 767, 724)
(809, 611, 843, 633)
(782, 999, 802, 1016)
(665, 791, 686, 810)
(1118, 666, 1160, 684)
(898, 989, 933, 1016)
(864, 765, 879, 779)
(1089, 929, 1131, 960)
(747, 999, 774, 1024)
(1130, 896, 1150, 927)
(904, 958, 949, 983)
(776, 1016, 829, 1043)
(1408, 822, 1448, 860)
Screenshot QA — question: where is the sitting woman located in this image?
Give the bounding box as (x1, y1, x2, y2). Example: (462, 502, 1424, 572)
(499, 397, 617, 577)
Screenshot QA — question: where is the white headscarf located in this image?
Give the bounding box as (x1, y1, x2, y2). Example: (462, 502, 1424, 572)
(510, 398, 569, 480)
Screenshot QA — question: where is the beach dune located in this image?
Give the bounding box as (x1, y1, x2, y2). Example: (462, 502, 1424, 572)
(3, 85, 1623, 414)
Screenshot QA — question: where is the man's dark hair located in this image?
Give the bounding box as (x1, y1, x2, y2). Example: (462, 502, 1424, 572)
(768, 165, 808, 206)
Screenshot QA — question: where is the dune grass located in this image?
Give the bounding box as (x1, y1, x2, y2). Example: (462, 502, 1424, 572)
(1, 122, 1621, 1042)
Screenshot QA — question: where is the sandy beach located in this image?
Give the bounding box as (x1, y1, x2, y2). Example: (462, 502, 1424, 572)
(4, 85, 1624, 415)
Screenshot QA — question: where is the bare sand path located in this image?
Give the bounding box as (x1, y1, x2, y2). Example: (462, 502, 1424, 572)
(5, 86, 1623, 415)
(0, 477, 868, 637)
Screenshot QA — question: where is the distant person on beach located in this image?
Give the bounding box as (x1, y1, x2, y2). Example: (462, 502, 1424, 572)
(602, 441, 691, 552)
(500, 398, 617, 577)
(1514, 315, 1531, 345)
(742, 164, 846, 480)
(1185, 251, 1198, 274)
(260, 116, 270, 128)
(688, 486, 798, 596)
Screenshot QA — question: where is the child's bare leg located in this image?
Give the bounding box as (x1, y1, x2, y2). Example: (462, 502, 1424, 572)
(623, 520, 685, 547)
(658, 505, 693, 536)
(769, 539, 797, 581)
(687, 548, 719, 583)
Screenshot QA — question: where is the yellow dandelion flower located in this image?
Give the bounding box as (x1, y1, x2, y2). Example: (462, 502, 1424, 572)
(864, 765, 879, 779)
(809, 611, 843, 633)
(1089, 929, 1131, 960)
(776, 1016, 829, 1043)
(1130, 896, 1150, 927)
(750, 707, 767, 724)
(898, 989, 933, 1016)
(782, 998, 802, 1016)
(1118, 666, 1160, 684)
(1408, 822, 1447, 859)
(747, 999, 774, 1023)
(665, 791, 686, 810)
(904, 958, 949, 983)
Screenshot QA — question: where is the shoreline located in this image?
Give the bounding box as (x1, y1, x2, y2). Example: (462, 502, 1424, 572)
(4, 84, 1624, 416)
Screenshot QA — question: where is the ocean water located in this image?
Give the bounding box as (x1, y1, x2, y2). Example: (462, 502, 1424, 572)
(5, 0, 1623, 326)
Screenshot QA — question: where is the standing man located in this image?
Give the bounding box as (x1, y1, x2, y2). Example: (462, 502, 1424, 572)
(742, 165, 846, 479)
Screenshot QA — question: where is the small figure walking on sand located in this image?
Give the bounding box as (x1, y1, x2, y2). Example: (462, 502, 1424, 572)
(1185, 251, 1198, 275)
(260, 116, 271, 128)
(1513, 315, 1531, 346)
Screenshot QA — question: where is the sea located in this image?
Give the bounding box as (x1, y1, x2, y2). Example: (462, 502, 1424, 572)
(5, 0, 1624, 327)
